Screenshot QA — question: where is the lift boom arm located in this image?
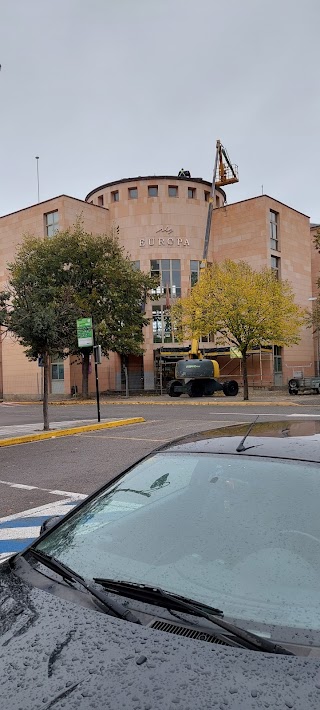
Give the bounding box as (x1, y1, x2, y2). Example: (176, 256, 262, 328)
(202, 140, 239, 262)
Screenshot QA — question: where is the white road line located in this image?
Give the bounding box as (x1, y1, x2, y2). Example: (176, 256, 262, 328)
(0, 553, 13, 562)
(289, 414, 320, 418)
(0, 479, 86, 499)
(0, 526, 42, 540)
(0, 499, 83, 525)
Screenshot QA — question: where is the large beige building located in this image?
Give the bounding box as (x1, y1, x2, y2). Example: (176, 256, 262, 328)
(0, 175, 318, 399)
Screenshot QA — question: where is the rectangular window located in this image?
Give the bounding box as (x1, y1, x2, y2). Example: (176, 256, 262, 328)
(132, 260, 140, 271)
(274, 345, 282, 373)
(271, 255, 280, 279)
(148, 185, 158, 197)
(51, 362, 64, 380)
(98, 195, 104, 206)
(190, 260, 200, 287)
(204, 191, 210, 202)
(270, 210, 279, 250)
(168, 185, 178, 197)
(188, 187, 196, 199)
(215, 195, 220, 207)
(152, 305, 176, 344)
(45, 211, 59, 238)
(150, 259, 181, 298)
(111, 190, 119, 202)
(128, 187, 138, 199)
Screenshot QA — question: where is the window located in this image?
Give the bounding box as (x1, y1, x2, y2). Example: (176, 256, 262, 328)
(132, 260, 140, 271)
(215, 195, 220, 207)
(51, 362, 64, 380)
(204, 191, 210, 202)
(150, 259, 181, 298)
(45, 211, 59, 237)
(98, 195, 104, 206)
(270, 210, 279, 250)
(168, 185, 178, 197)
(271, 255, 280, 279)
(148, 185, 158, 197)
(152, 305, 177, 343)
(274, 346, 282, 373)
(190, 260, 200, 287)
(111, 190, 119, 202)
(128, 187, 138, 199)
(188, 187, 196, 199)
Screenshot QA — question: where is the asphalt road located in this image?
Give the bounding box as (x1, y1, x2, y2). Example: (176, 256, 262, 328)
(1, 398, 320, 518)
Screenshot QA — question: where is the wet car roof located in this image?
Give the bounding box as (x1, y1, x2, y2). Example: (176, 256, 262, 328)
(162, 420, 320, 463)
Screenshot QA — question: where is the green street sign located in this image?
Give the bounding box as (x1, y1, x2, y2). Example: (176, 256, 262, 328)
(77, 317, 93, 348)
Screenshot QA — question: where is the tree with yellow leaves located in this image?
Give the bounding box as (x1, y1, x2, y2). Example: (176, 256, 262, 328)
(171, 260, 306, 400)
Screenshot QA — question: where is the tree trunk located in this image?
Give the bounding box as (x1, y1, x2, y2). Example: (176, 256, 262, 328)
(123, 357, 129, 398)
(82, 350, 90, 398)
(242, 348, 249, 401)
(43, 353, 50, 431)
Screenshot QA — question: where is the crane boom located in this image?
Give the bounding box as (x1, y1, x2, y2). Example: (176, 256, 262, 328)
(202, 140, 239, 263)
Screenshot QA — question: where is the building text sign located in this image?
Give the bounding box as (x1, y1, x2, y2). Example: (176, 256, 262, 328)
(140, 237, 190, 247)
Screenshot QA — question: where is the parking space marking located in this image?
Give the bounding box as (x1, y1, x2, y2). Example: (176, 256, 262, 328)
(82, 435, 169, 442)
(0, 498, 83, 564)
(0, 479, 86, 499)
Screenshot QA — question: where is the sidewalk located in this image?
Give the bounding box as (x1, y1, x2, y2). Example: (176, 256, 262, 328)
(0, 416, 145, 447)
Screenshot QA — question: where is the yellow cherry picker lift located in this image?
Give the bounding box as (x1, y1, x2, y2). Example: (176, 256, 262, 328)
(167, 140, 240, 398)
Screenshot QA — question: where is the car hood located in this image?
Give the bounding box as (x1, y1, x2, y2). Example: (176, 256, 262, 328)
(1, 563, 320, 709)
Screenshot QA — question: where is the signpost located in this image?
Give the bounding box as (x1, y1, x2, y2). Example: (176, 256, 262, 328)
(76, 317, 101, 423)
(76, 318, 93, 348)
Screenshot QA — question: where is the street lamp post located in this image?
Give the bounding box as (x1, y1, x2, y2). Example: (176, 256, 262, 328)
(35, 156, 40, 203)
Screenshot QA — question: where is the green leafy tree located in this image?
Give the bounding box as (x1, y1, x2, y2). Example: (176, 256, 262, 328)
(171, 260, 306, 400)
(0, 238, 79, 430)
(51, 223, 156, 397)
(0, 223, 156, 428)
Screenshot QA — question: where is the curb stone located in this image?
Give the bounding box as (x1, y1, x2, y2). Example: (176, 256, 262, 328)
(0, 417, 145, 448)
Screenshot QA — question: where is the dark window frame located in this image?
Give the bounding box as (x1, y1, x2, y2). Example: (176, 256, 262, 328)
(128, 187, 138, 199)
(148, 185, 158, 197)
(45, 210, 59, 238)
(270, 210, 279, 251)
(150, 258, 181, 298)
(271, 254, 280, 279)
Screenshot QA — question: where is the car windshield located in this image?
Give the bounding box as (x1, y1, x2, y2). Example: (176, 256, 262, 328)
(36, 452, 320, 634)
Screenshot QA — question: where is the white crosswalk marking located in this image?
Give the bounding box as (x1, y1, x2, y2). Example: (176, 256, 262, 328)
(0, 497, 85, 564)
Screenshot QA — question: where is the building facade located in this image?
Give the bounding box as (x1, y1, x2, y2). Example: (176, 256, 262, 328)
(0, 176, 317, 399)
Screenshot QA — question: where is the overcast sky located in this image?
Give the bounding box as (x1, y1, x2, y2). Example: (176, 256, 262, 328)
(1, 0, 319, 221)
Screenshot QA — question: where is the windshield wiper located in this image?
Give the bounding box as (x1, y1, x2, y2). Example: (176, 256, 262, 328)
(94, 579, 294, 655)
(27, 549, 141, 625)
(95, 577, 223, 617)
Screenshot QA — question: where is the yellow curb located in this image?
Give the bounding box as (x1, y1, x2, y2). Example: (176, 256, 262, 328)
(0, 417, 145, 448)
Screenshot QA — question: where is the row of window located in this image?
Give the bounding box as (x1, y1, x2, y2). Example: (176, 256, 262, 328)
(94, 186, 219, 205)
(43, 211, 281, 286)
